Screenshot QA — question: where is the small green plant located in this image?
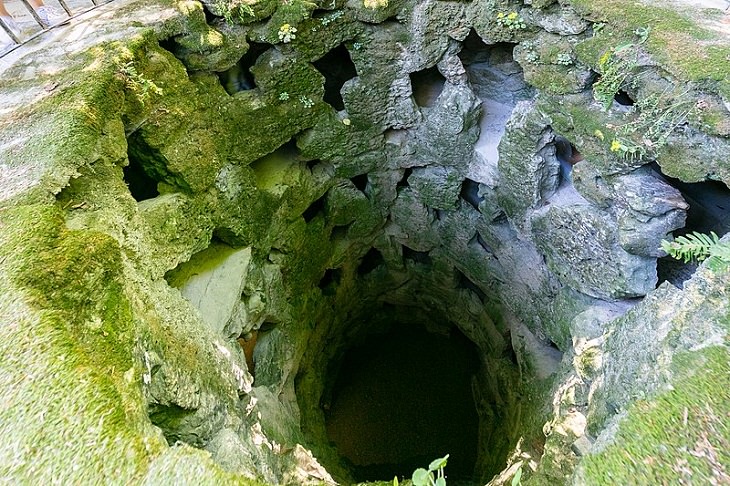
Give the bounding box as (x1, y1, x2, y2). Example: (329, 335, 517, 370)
(215, 0, 254, 24)
(592, 45, 637, 111)
(634, 26, 651, 44)
(661, 231, 730, 267)
(299, 95, 314, 108)
(118, 61, 162, 104)
(511, 464, 523, 485)
(608, 88, 694, 160)
(412, 455, 449, 486)
(278, 23, 297, 43)
(278, 92, 290, 101)
(555, 52, 573, 66)
(496, 11, 526, 30)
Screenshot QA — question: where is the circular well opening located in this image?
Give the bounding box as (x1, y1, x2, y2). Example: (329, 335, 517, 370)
(324, 322, 481, 482)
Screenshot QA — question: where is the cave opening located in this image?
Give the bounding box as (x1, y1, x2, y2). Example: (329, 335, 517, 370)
(313, 43, 358, 111)
(653, 164, 730, 286)
(218, 42, 270, 95)
(410, 65, 446, 108)
(123, 152, 160, 201)
(324, 322, 480, 483)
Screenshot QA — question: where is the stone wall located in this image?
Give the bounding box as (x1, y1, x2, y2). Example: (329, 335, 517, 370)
(0, 0, 728, 484)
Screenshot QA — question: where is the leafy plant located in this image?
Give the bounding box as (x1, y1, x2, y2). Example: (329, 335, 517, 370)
(496, 12, 526, 30)
(661, 231, 730, 267)
(511, 464, 523, 486)
(412, 455, 449, 486)
(118, 61, 162, 104)
(278, 23, 297, 43)
(555, 52, 573, 66)
(215, 0, 255, 24)
(592, 45, 636, 111)
(608, 87, 694, 160)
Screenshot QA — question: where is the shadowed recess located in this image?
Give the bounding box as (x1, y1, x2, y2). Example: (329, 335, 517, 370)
(325, 323, 480, 482)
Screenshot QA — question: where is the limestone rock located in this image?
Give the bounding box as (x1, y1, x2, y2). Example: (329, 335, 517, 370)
(408, 165, 462, 209)
(497, 100, 561, 230)
(166, 243, 253, 335)
(531, 204, 657, 299)
(612, 169, 688, 257)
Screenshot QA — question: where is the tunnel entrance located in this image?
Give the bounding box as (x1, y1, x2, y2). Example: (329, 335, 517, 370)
(324, 322, 480, 483)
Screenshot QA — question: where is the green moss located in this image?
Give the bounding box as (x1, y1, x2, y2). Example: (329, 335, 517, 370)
(570, 0, 730, 97)
(0, 205, 165, 483)
(580, 346, 730, 484)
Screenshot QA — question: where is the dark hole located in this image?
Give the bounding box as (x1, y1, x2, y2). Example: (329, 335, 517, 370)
(460, 178, 483, 211)
(318, 268, 343, 296)
(458, 30, 516, 67)
(313, 43, 358, 111)
(410, 65, 446, 108)
(218, 42, 270, 95)
(402, 245, 432, 265)
(614, 90, 635, 106)
(357, 247, 385, 276)
(158, 37, 178, 56)
(456, 269, 486, 302)
(433, 209, 445, 221)
(148, 403, 197, 446)
(325, 323, 480, 482)
(505, 332, 519, 366)
(351, 173, 369, 192)
(397, 168, 413, 189)
(308, 159, 322, 172)
(123, 154, 160, 201)
(303, 194, 327, 223)
(652, 164, 730, 286)
(200, 3, 216, 23)
(555, 136, 583, 185)
(259, 321, 278, 332)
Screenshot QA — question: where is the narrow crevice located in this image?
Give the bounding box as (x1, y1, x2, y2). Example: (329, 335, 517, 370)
(237, 331, 258, 377)
(460, 178, 483, 211)
(123, 153, 160, 201)
(469, 232, 493, 254)
(397, 168, 413, 189)
(455, 269, 486, 302)
(351, 173, 369, 193)
(402, 245, 432, 265)
(303, 195, 327, 223)
(554, 136, 583, 186)
(319, 268, 343, 296)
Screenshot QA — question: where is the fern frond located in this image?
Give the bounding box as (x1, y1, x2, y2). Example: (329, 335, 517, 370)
(661, 231, 720, 263)
(709, 240, 730, 263)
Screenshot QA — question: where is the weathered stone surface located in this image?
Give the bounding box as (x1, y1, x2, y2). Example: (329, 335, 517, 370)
(611, 169, 689, 257)
(497, 100, 560, 230)
(532, 204, 657, 299)
(408, 165, 462, 209)
(1, 0, 729, 484)
(167, 243, 253, 335)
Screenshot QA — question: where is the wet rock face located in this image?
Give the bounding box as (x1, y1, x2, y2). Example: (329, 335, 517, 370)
(1, 0, 729, 484)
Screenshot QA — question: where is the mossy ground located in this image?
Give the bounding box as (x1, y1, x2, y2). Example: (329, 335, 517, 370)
(570, 0, 730, 98)
(580, 345, 730, 484)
